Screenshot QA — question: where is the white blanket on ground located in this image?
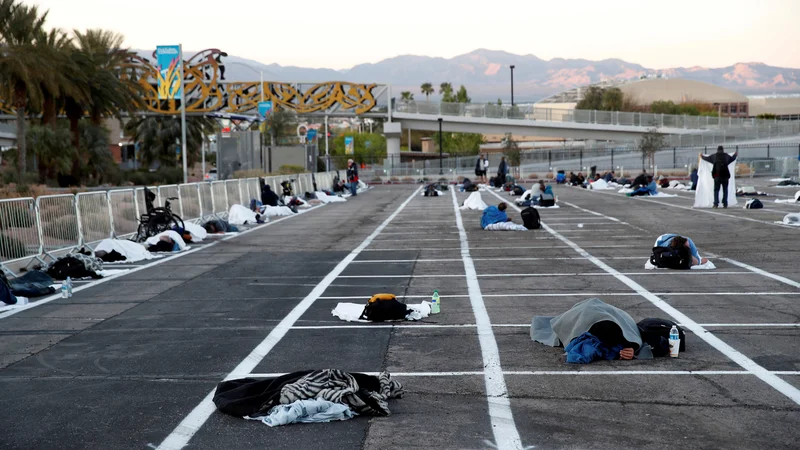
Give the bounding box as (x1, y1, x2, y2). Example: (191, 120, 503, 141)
(776, 213, 800, 226)
(619, 187, 634, 194)
(485, 222, 528, 231)
(588, 179, 614, 190)
(694, 155, 737, 208)
(460, 192, 488, 210)
(649, 192, 678, 198)
(98, 269, 131, 277)
(315, 191, 346, 203)
(774, 191, 800, 204)
(533, 204, 560, 209)
(331, 301, 432, 322)
(183, 222, 207, 242)
(93, 239, 155, 263)
(668, 180, 690, 190)
(228, 204, 260, 225)
(145, 230, 187, 250)
(645, 259, 717, 270)
(263, 205, 296, 217)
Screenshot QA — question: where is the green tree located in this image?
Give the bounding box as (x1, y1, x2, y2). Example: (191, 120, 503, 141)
(420, 82, 433, 100)
(601, 87, 623, 111)
(502, 133, 521, 170)
(0, 0, 49, 176)
(262, 108, 295, 144)
(26, 123, 75, 183)
(400, 91, 414, 101)
(757, 113, 777, 119)
(639, 128, 666, 170)
(455, 85, 470, 103)
(329, 132, 386, 167)
(34, 28, 84, 129)
(649, 100, 679, 115)
(125, 116, 217, 168)
(439, 82, 454, 102)
(575, 86, 604, 110)
(78, 121, 118, 185)
(497, 98, 502, 106)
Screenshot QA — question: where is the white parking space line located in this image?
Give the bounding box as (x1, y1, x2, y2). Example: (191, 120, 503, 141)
(154, 187, 422, 450)
(362, 245, 639, 251)
(335, 271, 753, 279)
(245, 370, 800, 377)
(317, 292, 800, 300)
(488, 189, 800, 406)
(289, 323, 800, 330)
(450, 188, 523, 450)
(716, 257, 800, 289)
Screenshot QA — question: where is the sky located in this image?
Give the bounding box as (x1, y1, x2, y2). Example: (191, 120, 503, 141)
(25, 0, 800, 70)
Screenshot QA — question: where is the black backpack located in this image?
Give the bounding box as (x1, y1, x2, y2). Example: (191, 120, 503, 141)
(637, 318, 686, 357)
(424, 184, 438, 197)
(359, 294, 409, 322)
(538, 193, 555, 207)
(650, 246, 692, 270)
(520, 207, 541, 230)
(512, 186, 525, 196)
(745, 199, 763, 209)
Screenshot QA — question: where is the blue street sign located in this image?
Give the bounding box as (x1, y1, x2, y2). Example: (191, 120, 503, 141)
(258, 101, 273, 119)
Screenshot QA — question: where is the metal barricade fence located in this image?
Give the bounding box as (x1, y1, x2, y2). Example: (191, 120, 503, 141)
(0, 197, 42, 267)
(225, 180, 241, 208)
(198, 182, 214, 219)
(179, 184, 202, 222)
(107, 189, 139, 239)
(75, 192, 113, 248)
(211, 181, 228, 215)
(248, 178, 261, 203)
(157, 184, 181, 216)
(36, 194, 79, 257)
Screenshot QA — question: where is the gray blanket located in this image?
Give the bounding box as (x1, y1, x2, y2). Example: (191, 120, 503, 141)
(531, 298, 653, 359)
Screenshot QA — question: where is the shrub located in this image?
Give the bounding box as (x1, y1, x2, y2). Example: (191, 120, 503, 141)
(233, 169, 267, 179)
(0, 234, 29, 260)
(41, 215, 79, 242)
(371, 176, 382, 183)
(277, 165, 307, 175)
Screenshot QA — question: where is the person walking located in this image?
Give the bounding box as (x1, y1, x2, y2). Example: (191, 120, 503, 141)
(497, 157, 508, 187)
(701, 146, 737, 208)
(346, 159, 359, 196)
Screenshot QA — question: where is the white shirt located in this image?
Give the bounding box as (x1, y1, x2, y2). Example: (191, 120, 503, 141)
(483, 160, 489, 169)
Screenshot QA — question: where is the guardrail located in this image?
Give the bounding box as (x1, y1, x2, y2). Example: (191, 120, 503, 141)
(0, 172, 340, 275)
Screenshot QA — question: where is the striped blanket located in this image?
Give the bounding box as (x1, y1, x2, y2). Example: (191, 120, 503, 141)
(279, 369, 404, 416)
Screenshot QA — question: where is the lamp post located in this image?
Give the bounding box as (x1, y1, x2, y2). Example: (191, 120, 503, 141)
(510, 65, 515, 106)
(438, 118, 443, 175)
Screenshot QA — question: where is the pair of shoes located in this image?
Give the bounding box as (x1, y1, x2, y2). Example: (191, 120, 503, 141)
(723, 204, 727, 208)
(712, 205, 718, 208)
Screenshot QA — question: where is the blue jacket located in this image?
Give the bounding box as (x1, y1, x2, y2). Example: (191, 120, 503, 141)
(565, 332, 624, 364)
(481, 206, 508, 229)
(656, 234, 701, 262)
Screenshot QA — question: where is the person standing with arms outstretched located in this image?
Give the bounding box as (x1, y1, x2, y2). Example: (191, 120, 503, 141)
(700, 146, 737, 208)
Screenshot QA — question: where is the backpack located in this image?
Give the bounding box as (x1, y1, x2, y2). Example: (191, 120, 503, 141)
(637, 318, 686, 357)
(650, 246, 692, 270)
(520, 207, 541, 230)
(512, 186, 525, 196)
(745, 198, 763, 209)
(538, 193, 555, 207)
(359, 293, 409, 322)
(424, 184, 438, 197)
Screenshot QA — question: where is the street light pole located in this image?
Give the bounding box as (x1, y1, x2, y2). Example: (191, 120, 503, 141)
(510, 65, 515, 107)
(179, 44, 188, 184)
(438, 118, 443, 175)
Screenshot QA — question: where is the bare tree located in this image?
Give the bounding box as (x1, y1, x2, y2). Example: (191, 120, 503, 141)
(639, 128, 666, 170)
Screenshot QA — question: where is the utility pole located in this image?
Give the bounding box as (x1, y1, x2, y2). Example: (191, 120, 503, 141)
(179, 44, 188, 183)
(510, 65, 516, 107)
(438, 118, 443, 175)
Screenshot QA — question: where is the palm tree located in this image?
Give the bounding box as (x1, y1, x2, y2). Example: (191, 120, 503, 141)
(0, 0, 49, 175)
(34, 28, 84, 129)
(61, 29, 141, 151)
(420, 82, 433, 100)
(400, 91, 414, 102)
(125, 116, 217, 168)
(439, 82, 453, 96)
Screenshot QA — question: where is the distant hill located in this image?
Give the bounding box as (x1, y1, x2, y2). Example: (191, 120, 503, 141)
(133, 48, 800, 102)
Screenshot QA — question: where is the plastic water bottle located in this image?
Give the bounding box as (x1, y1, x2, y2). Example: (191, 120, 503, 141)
(669, 325, 680, 358)
(61, 282, 68, 299)
(431, 290, 441, 314)
(66, 276, 73, 298)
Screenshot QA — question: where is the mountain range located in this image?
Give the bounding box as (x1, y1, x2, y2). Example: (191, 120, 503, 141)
(135, 49, 800, 102)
